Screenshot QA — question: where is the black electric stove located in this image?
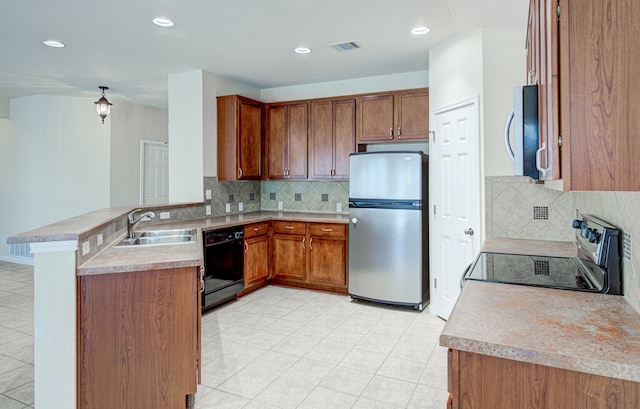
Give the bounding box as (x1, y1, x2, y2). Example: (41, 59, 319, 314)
(464, 214, 622, 295)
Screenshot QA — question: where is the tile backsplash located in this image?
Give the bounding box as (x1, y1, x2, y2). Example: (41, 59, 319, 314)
(485, 176, 640, 313)
(203, 178, 348, 216)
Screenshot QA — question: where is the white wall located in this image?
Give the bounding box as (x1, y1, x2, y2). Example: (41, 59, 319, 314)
(260, 71, 428, 102)
(0, 96, 110, 258)
(110, 100, 168, 207)
(429, 28, 525, 235)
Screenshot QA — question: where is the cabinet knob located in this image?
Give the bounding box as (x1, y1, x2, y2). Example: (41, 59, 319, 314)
(244, 241, 248, 253)
(397, 127, 401, 138)
(302, 237, 305, 249)
(309, 238, 313, 250)
(238, 167, 243, 178)
(389, 128, 393, 139)
(253, 227, 261, 232)
(284, 226, 294, 230)
(321, 228, 332, 232)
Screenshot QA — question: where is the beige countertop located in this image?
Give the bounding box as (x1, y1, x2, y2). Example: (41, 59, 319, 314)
(441, 237, 640, 382)
(72, 211, 348, 276)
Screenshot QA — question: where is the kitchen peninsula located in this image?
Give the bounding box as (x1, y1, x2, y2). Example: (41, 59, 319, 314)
(8, 206, 348, 409)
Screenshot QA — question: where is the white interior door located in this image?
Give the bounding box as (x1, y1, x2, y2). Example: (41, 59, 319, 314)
(430, 97, 480, 320)
(141, 141, 169, 205)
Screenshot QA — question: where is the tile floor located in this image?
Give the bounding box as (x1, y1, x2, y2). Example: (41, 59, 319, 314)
(0, 260, 449, 409)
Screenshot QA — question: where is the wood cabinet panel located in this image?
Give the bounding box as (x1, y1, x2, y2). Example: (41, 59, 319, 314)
(309, 98, 355, 180)
(78, 267, 199, 409)
(308, 223, 346, 237)
(217, 95, 263, 180)
(308, 236, 346, 287)
(358, 94, 395, 142)
(266, 102, 308, 180)
(244, 222, 270, 239)
(244, 234, 269, 286)
(272, 234, 306, 280)
(272, 221, 306, 235)
(395, 91, 429, 141)
(449, 349, 640, 409)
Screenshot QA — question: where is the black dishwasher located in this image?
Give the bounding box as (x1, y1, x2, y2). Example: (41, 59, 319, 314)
(202, 226, 244, 311)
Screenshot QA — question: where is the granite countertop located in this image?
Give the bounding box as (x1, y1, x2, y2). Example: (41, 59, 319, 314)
(440, 237, 640, 382)
(74, 211, 349, 276)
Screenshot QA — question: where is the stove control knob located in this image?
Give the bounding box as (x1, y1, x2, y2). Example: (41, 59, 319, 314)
(572, 219, 585, 229)
(588, 229, 601, 243)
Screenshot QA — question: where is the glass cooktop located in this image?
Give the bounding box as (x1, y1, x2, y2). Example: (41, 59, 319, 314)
(465, 252, 606, 292)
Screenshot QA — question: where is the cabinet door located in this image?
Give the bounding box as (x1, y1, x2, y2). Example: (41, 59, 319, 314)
(308, 237, 346, 287)
(286, 103, 308, 179)
(272, 234, 306, 280)
(266, 105, 287, 179)
(237, 98, 262, 179)
(309, 100, 334, 180)
(244, 234, 269, 286)
(358, 94, 395, 142)
(333, 99, 355, 179)
(395, 91, 429, 141)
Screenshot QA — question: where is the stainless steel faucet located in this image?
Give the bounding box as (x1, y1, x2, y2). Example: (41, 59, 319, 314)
(127, 209, 157, 238)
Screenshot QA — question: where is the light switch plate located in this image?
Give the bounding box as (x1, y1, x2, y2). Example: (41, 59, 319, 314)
(160, 211, 170, 220)
(278, 201, 283, 210)
(336, 203, 342, 212)
(205, 205, 211, 216)
(205, 189, 212, 200)
(238, 202, 243, 212)
(82, 241, 90, 256)
(97, 234, 104, 247)
(225, 203, 231, 213)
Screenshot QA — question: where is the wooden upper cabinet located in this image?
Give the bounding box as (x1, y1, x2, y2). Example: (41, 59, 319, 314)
(357, 88, 429, 144)
(217, 95, 263, 181)
(531, 0, 640, 191)
(266, 102, 308, 180)
(309, 98, 355, 180)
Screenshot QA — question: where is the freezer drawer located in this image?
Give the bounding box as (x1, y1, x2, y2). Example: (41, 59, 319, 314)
(348, 207, 424, 306)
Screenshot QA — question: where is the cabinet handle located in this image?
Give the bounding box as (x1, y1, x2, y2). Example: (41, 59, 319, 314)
(284, 226, 294, 230)
(244, 241, 248, 253)
(536, 141, 551, 178)
(199, 266, 205, 293)
(302, 237, 305, 249)
(253, 227, 261, 232)
(309, 238, 313, 250)
(238, 167, 243, 178)
(389, 128, 393, 139)
(321, 228, 332, 232)
(397, 127, 401, 138)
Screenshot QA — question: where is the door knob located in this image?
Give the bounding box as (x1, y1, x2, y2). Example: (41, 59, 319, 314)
(464, 228, 474, 236)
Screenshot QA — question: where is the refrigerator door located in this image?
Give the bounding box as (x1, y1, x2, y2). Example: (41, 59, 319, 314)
(350, 152, 424, 200)
(348, 206, 423, 306)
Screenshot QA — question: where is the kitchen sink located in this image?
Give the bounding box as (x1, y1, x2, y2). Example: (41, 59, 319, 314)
(117, 228, 197, 247)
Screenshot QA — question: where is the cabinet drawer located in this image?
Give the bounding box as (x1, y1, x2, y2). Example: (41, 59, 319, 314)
(244, 222, 270, 239)
(308, 223, 346, 238)
(273, 221, 306, 235)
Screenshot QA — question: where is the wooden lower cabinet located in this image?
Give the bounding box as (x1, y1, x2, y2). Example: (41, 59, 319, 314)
(271, 221, 348, 293)
(243, 222, 270, 292)
(448, 349, 640, 409)
(77, 267, 201, 409)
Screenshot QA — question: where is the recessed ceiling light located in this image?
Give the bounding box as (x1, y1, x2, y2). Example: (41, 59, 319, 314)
(411, 26, 430, 35)
(43, 40, 65, 48)
(152, 17, 175, 27)
(294, 47, 312, 54)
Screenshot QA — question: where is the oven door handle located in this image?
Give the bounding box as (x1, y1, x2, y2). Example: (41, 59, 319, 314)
(460, 263, 473, 289)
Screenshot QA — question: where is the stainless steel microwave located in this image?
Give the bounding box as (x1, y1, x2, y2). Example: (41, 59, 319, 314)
(504, 85, 539, 179)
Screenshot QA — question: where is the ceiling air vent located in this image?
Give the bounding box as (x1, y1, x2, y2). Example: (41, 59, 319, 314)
(328, 41, 362, 52)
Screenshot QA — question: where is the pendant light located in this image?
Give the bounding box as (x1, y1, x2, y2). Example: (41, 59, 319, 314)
(94, 86, 113, 124)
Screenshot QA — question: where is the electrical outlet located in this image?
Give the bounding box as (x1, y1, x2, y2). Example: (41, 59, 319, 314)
(278, 201, 283, 210)
(205, 189, 212, 200)
(238, 202, 244, 212)
(82, 241, 90, 256)
(336, 203, 342, 212)
(97, 234, 104, 247)
(205, 205, 211, 216)
(160, 211, 170, 220)
(225, 203, 231, 213)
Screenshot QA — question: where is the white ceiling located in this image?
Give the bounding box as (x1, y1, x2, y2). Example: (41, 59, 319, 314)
(0, 0, 528, 110)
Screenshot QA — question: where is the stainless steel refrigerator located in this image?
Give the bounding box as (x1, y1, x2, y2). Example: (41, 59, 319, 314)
(348, 151, 429, 310)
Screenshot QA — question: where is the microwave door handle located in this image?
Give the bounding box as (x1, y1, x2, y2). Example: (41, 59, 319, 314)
(504, 108, 516, 161)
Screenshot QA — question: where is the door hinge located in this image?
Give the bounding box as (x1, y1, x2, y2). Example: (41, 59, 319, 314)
(558, 135, 563, 147)
(433, 204, 436, 216)
(429, 130, 435, 142)
(434, 278, 437, 288)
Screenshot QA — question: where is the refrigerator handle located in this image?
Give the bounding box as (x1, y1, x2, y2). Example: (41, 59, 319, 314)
(504, 108, 515, 161)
